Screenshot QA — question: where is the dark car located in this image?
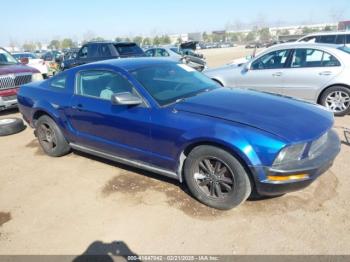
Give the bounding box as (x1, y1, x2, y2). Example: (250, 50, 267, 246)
(61, 41, 145, 70)
(18, 58, 340, 210)
(0, 47, 41, 111)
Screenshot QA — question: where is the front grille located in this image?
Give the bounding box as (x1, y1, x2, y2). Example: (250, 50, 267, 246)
(0, 73, 32, 90)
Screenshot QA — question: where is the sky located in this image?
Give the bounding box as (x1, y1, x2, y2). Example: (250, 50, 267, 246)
(1, 0, 349, 46)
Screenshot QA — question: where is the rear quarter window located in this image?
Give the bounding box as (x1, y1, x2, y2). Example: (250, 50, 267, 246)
(49, 74, 67, 90)
(114, 44, 144, 56)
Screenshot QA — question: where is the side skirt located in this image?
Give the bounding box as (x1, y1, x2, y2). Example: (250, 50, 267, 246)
(70, 143, 180, 181)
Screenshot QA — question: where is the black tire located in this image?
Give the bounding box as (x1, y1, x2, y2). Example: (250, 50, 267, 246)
(320, 86, 350, 116)
(0, 118, 26, 136)
(184, 145, 251, 210)
(35, 115, 70, 157)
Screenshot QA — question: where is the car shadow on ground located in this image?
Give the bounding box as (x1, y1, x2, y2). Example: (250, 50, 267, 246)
(73, 241, 139, 262)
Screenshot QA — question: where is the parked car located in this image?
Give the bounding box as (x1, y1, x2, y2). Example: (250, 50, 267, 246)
(0, 47, 42, 111)
(18, 58, 340, 210)
(61, 41, 145, 70)
(205, 43, 350, 116)
(297, 31, 350, 46)
(245, 42, 263, 49)
(41, 51, 62, 76)
(12, 52, 49, 78)
(145, 45, 207, 71)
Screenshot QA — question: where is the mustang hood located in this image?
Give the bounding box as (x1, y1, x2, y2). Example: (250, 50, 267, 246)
(174, 88, 334, 142)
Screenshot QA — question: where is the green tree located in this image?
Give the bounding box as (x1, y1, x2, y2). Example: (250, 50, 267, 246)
(61, 38, 75, 49)
(245, 31, 257, 42)
(36, 42, 42, 50)
(258, 27, 271, 42)
(323, 25, 333, 31)
(302, 27, 319, 34)
(153, 36, 161, 46)
(202, 32, 210, 42)
(124, 37, 131, 42)
(48, 40, 61, 50)
(22, 42, 36, 52)
(133, 36, 143, 45)
(160, 35, 171, 44)
(143, 37, 151, 45)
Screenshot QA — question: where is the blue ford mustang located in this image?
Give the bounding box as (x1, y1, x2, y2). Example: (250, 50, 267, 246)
(18, 58, 340, 210)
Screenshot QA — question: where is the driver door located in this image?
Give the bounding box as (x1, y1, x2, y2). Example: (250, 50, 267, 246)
(67, 69, 152, 162)
(236, 49, 291, 95)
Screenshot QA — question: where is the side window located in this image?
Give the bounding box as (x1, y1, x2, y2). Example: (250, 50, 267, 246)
(88, 44, 100, 57)
(322, 52, 341, 67)
(99, 44, 112, 57)
(77, 70, 134, 100)
(78, 46, 88, 59)
(299, 36, 317, 43)
(155, 49, 169, 57)
(145, 49, 154, 57)
(336, 35, 345, 44)
(50, 75, 66, 90)
(251, 50, 289, 70)
(291, 49, 340, 68)
(318, 35, 336, 44)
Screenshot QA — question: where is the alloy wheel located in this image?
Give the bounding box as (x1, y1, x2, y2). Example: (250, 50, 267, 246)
(194, 157, 235, 199)
(325, 91, 350, 113)
(37, 122, 57, 153)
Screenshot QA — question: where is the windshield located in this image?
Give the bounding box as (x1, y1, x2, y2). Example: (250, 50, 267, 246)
(13, 53, 37, 59)
(114, 44, 144, 56)
(338, 46, 350, 55)
(131, 63, 219, 106)
(0, 49, 18, 65)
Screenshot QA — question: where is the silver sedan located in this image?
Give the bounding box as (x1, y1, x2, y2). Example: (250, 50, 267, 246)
(205, 43, 350, 116)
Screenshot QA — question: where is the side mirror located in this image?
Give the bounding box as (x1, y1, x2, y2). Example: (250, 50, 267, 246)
(111, 92, 143, 106)
(20, 57, 29, 65)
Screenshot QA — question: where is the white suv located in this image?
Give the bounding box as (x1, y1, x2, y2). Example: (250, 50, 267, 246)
(298, 31, 350, 46)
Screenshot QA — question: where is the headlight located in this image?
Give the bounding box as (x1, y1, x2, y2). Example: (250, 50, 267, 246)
(309, 132, 328, 159)
(32, 73, 43, 82)
(273, 143, 307, 166)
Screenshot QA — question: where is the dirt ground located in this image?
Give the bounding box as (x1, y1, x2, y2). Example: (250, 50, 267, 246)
(0, 48, 350, 256)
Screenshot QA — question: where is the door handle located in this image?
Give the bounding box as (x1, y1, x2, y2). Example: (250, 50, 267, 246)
(272, 72, 282, 77)
(319, 71, 332, 76)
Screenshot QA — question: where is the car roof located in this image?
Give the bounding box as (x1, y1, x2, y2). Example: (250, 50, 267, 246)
(86, 41, 136, 45)
(83, 57, 177, 71)
(300, 31, 350, 37)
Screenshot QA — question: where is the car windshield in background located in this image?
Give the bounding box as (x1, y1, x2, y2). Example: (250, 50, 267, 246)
(338, 46, 350, 55)
(131, 63, 219, 106)
(13, 53, 37, 59)
(114, 44, 144, 56)
(0, 49, 18, 65)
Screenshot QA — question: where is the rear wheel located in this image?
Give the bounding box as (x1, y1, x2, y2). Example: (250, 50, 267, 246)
(36, 115, 70, 157)
(184, 145, 251, 210)
(320, 86, 350, 116)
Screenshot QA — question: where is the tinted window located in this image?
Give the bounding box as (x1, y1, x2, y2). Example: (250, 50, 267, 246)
(78, 46, 88, 58)
(50, 75, 66, 90)
(99, 45, 111, 57)
(0, 49, 18, 65)
(77, 70, 133, 100)
(299, 36, 317, 43)
(114, 43, 144, 56)
(88, 44, 100, 57)
(336, 34, 350, 44)
(318, 35, 337, 44)
(131, 63, 218, 106)
(251, 50, 290, 70)
(155, 49, 169, 57)
(145, 49, 155, 57)
(291, 49, 340, 68)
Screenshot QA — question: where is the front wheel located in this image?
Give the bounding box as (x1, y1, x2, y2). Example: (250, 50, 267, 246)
(184, 145, 251, 210)
(320, 86, 350, 116)
(36, 115, 71, 157)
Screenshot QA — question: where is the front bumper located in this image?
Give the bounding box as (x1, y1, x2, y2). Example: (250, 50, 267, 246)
(0, 88, 19, 111)
(252, 129, 341, 196)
